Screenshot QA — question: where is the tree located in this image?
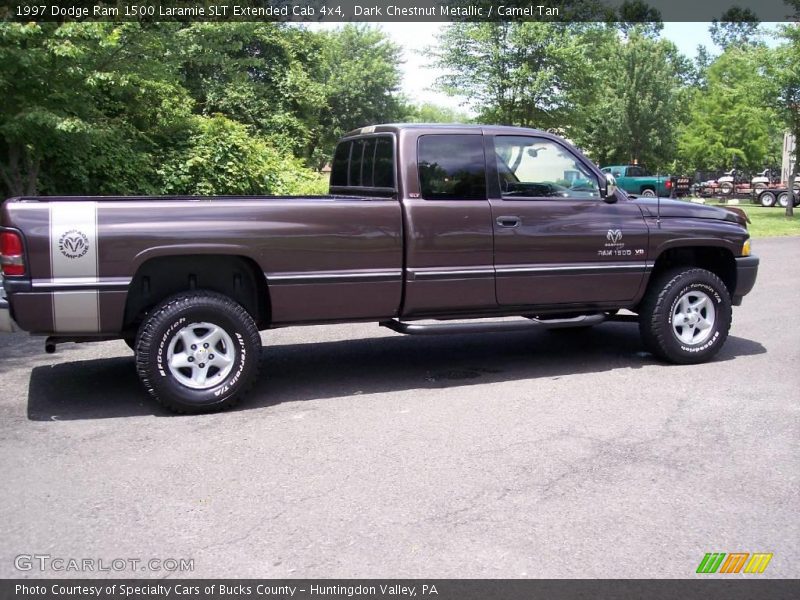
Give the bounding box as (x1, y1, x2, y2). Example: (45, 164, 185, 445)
(709, 8, 761, 50)
(677, 46, 780, 175)
(403, 102, 472, 124)
(0, 22, 346, 197)
(178, 23, 325, 157)
(574, 29, 686, 169)
(302, 25, 405, 169)
(692, 45, 714, 89)
(617, 0, 664, 39)
(433, 22, 596, 131)
(772, 23, 800, 217)
(0, 22, 192, 196)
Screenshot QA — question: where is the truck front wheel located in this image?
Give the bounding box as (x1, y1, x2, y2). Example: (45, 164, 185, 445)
(639, 268, 731, 364)
(135, 291, 261, 413)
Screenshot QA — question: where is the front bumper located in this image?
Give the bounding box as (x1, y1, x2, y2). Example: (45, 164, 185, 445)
(733, 255, 759, 305)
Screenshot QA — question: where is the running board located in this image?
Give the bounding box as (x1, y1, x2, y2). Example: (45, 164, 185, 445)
(380, 313, 606, 336)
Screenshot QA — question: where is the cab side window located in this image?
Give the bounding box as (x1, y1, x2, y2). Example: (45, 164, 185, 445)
(495, 136, 599, 199)
(418, 135, 487, 200)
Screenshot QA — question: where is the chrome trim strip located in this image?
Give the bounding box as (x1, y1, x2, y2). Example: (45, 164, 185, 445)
(267, 270, 402, 285)
(410, 267, 495, 281)
(496, 262, 648, 276)
(32, 277, 132, 290)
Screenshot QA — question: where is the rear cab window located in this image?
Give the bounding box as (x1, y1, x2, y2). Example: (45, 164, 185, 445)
(330, 135, 396, 195)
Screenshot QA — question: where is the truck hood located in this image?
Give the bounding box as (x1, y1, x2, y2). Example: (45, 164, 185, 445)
(632, 197, 747, 226)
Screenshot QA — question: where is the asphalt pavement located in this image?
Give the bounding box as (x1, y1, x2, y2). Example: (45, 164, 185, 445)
(0, 236, 797, 578)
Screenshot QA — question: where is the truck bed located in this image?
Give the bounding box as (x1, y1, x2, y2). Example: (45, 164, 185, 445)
(1, 194, 404, 334)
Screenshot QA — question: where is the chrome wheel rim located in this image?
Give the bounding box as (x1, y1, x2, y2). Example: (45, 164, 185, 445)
(778, 193, 789, 207)
(167, 322, 236, 389)
(672, 291, 716, 346)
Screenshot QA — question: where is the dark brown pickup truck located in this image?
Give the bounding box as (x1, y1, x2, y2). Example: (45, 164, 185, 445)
(1, 124, 759, 412)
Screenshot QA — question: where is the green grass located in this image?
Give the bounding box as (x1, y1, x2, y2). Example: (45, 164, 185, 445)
(696, 201, 800, 238)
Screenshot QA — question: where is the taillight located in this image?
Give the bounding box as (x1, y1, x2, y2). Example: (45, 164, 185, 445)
(0, 231, 26, 277)
(665, 180, 672, 189)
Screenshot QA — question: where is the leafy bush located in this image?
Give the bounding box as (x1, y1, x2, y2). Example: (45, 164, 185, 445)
(158, 115, 324, 195)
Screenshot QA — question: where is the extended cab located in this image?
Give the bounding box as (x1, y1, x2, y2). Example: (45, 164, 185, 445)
(1, 124, 758, 412)
(602, 164, 690, 198)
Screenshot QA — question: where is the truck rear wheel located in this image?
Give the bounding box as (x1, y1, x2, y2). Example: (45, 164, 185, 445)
(639, 268, 731, 364)
(135, 291, 261, 413)
(640, 188, 656, 197)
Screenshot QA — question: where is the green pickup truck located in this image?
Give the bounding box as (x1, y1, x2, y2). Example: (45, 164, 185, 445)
(602, 165, 690, 198)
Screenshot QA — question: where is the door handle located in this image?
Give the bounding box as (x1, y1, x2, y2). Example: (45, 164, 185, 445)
(496, 216, 521, 228)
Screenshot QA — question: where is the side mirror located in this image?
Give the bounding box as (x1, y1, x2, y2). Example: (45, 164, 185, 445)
(601, 173, 618, 203)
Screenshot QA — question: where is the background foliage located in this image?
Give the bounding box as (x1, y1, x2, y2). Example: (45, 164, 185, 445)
(0, 16, 798, 198)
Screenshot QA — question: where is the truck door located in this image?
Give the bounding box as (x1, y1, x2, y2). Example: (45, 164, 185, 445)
(489, 135, 649, 307)
(401, 132, 496, 317)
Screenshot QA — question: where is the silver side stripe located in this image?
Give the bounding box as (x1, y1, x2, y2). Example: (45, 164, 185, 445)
(49, 202, 100, 333)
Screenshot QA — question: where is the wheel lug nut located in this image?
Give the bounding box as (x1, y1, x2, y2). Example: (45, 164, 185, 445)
(204, 343, 209, 348)
(191, 344, 197, 350)
(209, 354, 214, 359)
(188, 357, 194, 362)
(199, 363, 205, 368)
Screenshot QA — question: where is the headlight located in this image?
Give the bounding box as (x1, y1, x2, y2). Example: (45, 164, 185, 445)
(742, 239, 751, 257)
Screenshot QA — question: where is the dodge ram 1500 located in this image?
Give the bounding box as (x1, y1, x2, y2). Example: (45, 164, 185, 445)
(0, 124, 759, 412)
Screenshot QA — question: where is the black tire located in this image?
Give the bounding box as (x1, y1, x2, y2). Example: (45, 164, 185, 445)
(640, 188, 656, 198)
(758, 191, 776, 207)
(135, 291, 261, 413)
(719, 181, 734, 195)
(639, 268, 732, 364)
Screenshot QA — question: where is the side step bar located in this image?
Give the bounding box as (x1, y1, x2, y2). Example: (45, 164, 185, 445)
(380, 313, 606, 336)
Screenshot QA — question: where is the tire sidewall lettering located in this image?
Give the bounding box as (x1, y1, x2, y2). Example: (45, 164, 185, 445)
(157, 317, 186, 377)
(666, 279, 726, 355)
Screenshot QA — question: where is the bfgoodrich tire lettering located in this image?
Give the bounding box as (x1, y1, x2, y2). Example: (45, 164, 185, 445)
(135, 291, 261, 413)
(639, 268, 732, 364)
